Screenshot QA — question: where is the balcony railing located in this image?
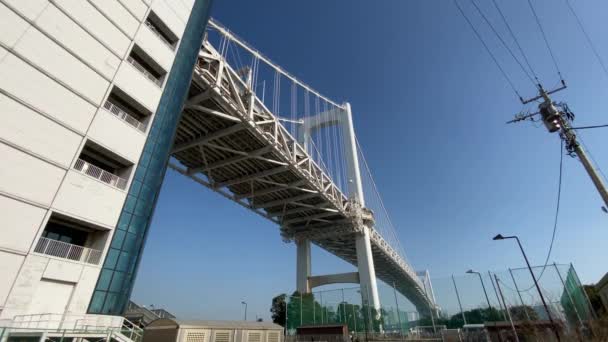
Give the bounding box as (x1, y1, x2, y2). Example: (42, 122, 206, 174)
(144, 20, 176, 51)
(34, 237, 102, 265)
(103, 100, 147, 132)
(126, 55, 163, 87)
(74, 158, 128, 190)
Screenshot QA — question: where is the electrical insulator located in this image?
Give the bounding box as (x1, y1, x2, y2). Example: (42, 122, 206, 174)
(538, 102, 561, 133)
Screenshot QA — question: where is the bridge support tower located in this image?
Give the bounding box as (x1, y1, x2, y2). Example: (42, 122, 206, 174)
(295, 102, 381, 315)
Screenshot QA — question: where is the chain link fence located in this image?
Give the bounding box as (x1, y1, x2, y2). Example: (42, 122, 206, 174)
(285, 263, 600, 340)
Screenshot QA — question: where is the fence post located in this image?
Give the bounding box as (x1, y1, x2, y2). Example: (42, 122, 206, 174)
(508, 268, 531, 321)
(392, 282, 404, 337)
(341, 288, 345, 324)
(488, 271, 507, 320)
(451, 275, 467, 326)
(320, 291, 323, 324)
(313, 293, 316, 324)
(495, 275, 520, 342)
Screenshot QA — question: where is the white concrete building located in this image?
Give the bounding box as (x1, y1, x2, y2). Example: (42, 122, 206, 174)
(0, 0, 213, 327)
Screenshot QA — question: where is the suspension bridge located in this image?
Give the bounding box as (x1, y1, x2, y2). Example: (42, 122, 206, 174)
(167, 19, 437, 316)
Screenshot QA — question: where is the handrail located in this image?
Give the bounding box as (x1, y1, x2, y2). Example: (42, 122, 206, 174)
(11, 313, 124, 330)
(126, 55, 163, 87)
(103, 100, 147, 132)
(144, 20, 176, 51)
(34, 237, 102, 265)
(120, 317, 144, 342)
(74, 158, 128, 190)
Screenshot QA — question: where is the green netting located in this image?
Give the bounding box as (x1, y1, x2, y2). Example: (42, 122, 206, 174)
(560, 264, 594, 323)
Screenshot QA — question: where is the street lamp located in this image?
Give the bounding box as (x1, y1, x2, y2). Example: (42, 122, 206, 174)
(241, 301, 248, 321)
(466, 269, 493, 311)
(493, 234, 561, 341)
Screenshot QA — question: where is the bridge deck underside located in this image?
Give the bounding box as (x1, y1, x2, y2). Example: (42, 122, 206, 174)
(168, 41, 431, 313)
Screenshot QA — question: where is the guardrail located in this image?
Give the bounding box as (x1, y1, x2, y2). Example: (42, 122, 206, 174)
(103, 100, 147, 132)
(74, 158, 128, 190)
(126, 55, 163, 87)
(144, 21, 176, 51)
(34, 237, 102, 265)
(9, 314, 142, 342)
(11, 314, 123, 331)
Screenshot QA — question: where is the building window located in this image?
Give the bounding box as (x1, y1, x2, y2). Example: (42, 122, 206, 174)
(145, 11, 178, 50)
(127, 45, 167, 87)
(42, 222, 88, 246)
(74, 141, 133, 190)
(103, 87, 151, 133)
(34, 214, 108, 265)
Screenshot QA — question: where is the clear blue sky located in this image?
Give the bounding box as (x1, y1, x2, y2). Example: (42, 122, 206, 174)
(132, 0, 607, 320)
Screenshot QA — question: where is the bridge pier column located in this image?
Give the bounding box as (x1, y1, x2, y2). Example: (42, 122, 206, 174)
(355, 227, 381, 315)
(296, 239, 311, 294)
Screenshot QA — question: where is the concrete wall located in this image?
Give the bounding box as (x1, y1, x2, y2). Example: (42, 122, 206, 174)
(0, 0, 196, 320)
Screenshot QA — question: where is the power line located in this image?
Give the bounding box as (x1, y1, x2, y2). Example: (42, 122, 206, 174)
(517, 139, 564, 293)
(491, 0, 541, 85)
(564, 0, 608, 81)
(571, 123, 608, 130)
(526, 0, 564, 81)
(470, 0, 537, 87)
(453, 0, 523, 100)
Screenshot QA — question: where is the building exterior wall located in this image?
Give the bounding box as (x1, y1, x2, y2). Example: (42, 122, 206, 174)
(0, 0, 208, 321)
(88, 0, 213, 315)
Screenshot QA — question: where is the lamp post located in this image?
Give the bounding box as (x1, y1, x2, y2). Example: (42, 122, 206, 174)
(466, 269, 493, 311)
(242, 301, 248, 321)
(493, 234, 561, 341)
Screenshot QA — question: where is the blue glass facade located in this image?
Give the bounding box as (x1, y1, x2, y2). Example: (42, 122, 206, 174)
(88, 0, 213, 315)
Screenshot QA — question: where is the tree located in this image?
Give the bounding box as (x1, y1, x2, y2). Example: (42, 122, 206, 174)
(271, 294, 287, 327)
(443, 307, 504, 329)
(509, 305, 539, 321)
(584, 285, 606, 316)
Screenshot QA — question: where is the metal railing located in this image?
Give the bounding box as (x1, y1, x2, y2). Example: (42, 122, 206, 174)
(120, 317, 144, 342)
(126, 55, 163, 87)
(73, 158, 128, 190)
(103, 100, 147, 132)
(11, 314, 123, 330)
(144, 20, 176, 51)
(34, 237, 102, 265)
(9, 314, 143, 342)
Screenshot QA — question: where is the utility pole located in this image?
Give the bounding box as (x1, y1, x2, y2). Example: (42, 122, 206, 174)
(509, 83, 608, 208)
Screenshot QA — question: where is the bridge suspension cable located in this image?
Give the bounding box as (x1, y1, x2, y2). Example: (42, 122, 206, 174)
(356, 137, 409, 263)
(205, 16, 411, 260)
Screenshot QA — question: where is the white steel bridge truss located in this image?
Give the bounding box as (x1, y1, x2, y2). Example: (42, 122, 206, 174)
(168, 20, 435, 314)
